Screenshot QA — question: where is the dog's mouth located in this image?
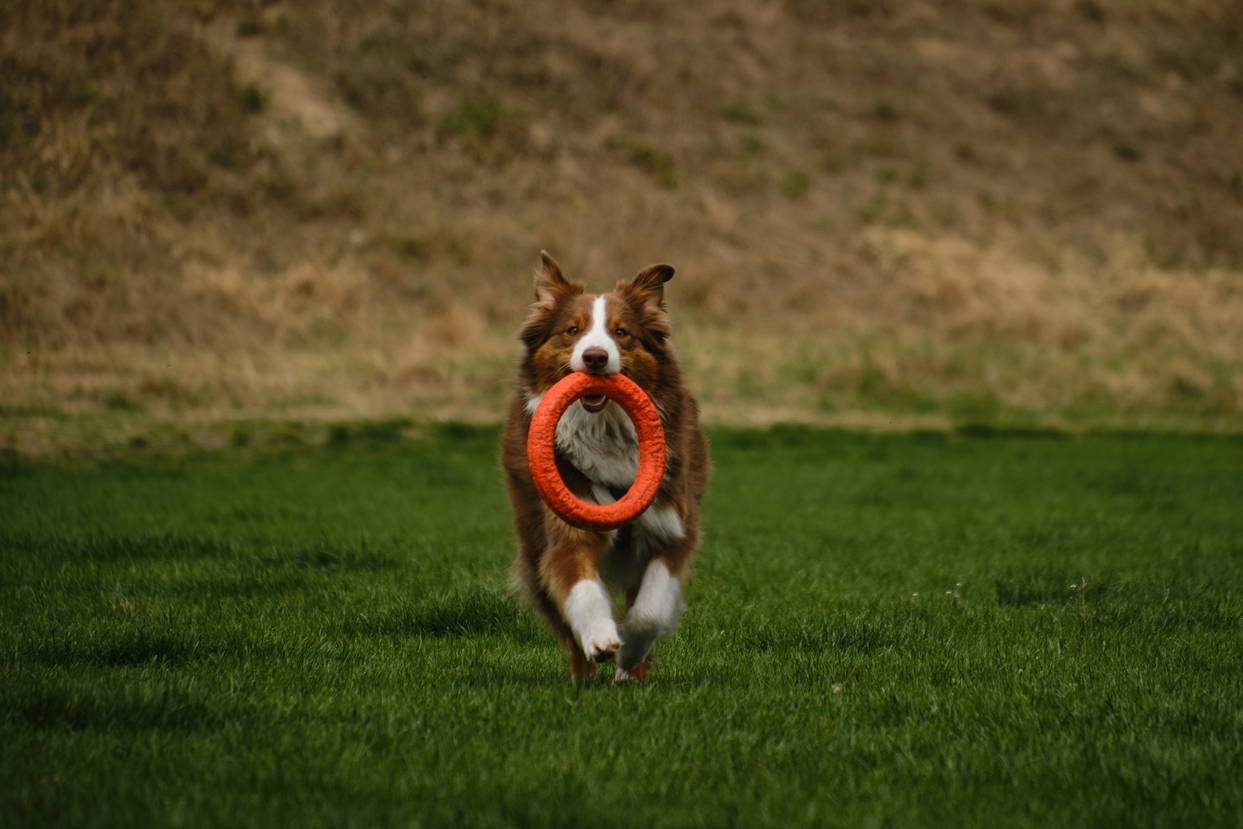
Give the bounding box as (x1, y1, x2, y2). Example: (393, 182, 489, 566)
(580, 394, 608, 413)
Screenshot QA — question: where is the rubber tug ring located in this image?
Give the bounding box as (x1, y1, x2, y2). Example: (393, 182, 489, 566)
(527, 372, 666, 532)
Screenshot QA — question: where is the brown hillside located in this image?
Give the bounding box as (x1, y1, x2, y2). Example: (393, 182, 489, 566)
(3, 0, 1242, 449)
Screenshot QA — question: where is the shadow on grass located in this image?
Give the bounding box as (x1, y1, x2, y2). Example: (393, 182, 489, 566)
(0, 532, 241, 563)
(994, 570, 1241, 632)
(3, 682, 226, 732)
(60, 632, 202, 667)
(346, 587, 543, 643)
(20, 627, 284, 669)
(30, 532, 402, 572)
(273, 540, 399, 572)
(995, 569, 1110, 607)
(739, 615, 903, 655)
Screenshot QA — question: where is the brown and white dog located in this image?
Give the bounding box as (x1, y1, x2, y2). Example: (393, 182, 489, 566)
(501, 251, 709, 683)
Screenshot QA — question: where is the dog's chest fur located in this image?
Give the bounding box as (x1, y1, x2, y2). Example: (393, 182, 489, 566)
(555, 399, 639, 488)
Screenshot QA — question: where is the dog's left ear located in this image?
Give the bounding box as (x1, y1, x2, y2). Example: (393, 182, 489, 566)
(618, 263, 674, 312)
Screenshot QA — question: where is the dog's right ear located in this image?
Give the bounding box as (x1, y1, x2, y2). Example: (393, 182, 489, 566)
(534, 251, 581, 310)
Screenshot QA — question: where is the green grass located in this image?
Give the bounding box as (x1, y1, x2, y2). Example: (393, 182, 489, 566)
(2, 426, 1242, 828)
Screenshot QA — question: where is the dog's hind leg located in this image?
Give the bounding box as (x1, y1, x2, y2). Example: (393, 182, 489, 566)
(616, 500, 697, 679)
(617, 556, 686, 677)
(614, 585, 652, 683)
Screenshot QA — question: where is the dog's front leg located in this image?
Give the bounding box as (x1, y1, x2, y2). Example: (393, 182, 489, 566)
(539, 515, 620, 667)
(616, 555, 686, 680)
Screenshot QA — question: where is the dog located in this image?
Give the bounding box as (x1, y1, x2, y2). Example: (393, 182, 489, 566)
(501, 251, 709, 682)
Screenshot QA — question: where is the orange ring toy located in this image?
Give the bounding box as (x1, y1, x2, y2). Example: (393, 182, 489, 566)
(527, 372, 666, 532)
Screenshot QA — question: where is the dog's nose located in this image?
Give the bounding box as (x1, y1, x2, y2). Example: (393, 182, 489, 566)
(581, 347, 609, 374)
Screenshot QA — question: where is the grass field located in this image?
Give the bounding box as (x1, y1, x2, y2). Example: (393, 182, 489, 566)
(2, 426, 1242, 827)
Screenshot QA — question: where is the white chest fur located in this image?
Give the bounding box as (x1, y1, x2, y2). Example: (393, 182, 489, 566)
(555, 399, 639, 488)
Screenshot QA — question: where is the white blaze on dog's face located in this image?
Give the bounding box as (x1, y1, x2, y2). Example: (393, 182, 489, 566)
(569, 296, 622, 378)
(519, 252, 675, 417)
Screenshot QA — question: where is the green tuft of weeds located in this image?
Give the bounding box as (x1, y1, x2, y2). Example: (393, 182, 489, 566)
(104, 391, 142, 412)
(1114, 140, 1143, 161)
(235, 12, 261, 36)
(780, 169, 811, 198)
(238, 83, 266, 113)
(623, 141, 678, 188)
(719, 99, 763, 124)
(437, 96, 504, 144)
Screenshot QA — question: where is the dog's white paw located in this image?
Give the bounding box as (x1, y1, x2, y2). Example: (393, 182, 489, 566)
(565, 579, 621, 664)
(582, 627, 621, 663)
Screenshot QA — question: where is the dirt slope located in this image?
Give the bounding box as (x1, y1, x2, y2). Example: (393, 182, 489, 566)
(2, 0, 1242, 447)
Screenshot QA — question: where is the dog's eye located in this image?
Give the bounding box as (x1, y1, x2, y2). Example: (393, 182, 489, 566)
(615, 327, 627, 337)
(568, 326, 579, 335)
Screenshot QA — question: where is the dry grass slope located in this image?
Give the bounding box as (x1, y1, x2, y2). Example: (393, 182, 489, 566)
(2, 0, 1243, 451)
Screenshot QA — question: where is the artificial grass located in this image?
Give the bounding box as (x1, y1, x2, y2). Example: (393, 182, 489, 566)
(2, 426, 1241, 827)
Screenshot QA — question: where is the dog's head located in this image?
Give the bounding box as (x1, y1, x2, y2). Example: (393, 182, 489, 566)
(517, 251, 675, 414)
